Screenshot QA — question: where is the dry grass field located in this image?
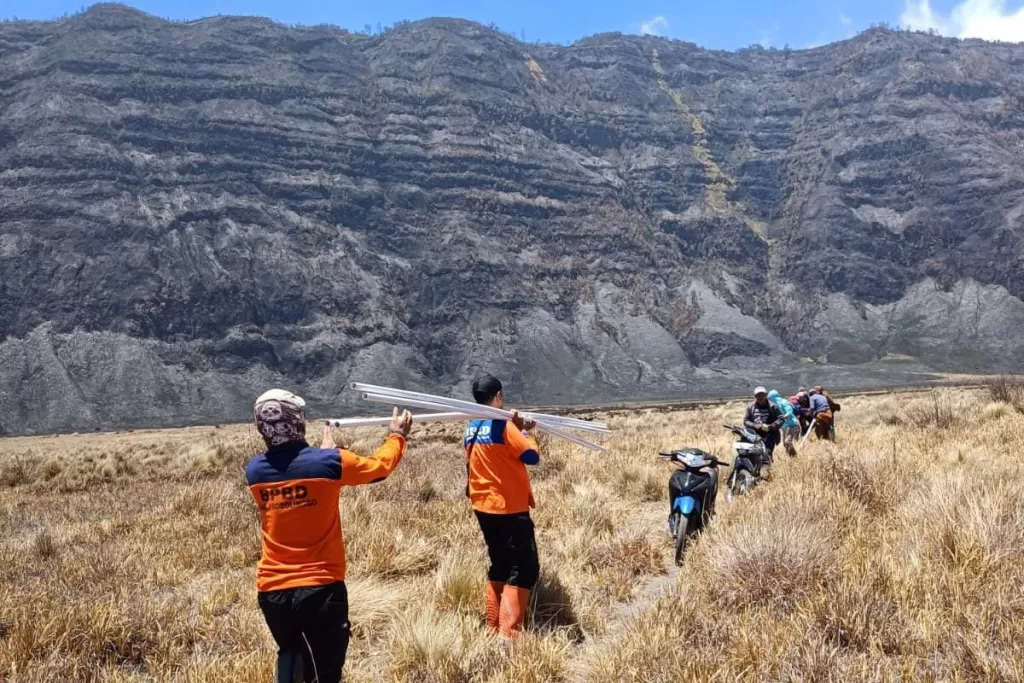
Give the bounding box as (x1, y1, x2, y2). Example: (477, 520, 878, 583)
(2, 384, 1023, 682)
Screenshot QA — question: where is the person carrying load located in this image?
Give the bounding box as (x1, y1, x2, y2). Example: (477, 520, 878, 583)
(246, 389, 413, 683)
(808, 387, 836, 441)
(464, 374, 541, 639)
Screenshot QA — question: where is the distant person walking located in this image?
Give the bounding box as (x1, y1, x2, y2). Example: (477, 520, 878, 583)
(791, 390, 811, 437)
(246, 389, 412, 683)
(768, 389, 799, 456)
(744, 386, 784, 465)
(813, 386, 841, 438)
(808, 388, 835, 441)
(465, 374, 541, 639)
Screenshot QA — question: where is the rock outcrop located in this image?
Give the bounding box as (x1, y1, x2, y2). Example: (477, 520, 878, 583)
(1, 5, 1022, 433)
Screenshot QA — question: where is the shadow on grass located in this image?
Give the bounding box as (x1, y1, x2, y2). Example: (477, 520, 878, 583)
(531, 571, 584, 643)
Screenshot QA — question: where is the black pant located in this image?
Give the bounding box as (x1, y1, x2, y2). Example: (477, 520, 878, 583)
(474, 511, 540, 589)
(762, 430, 780, 457)
(257, 581, 350, 683)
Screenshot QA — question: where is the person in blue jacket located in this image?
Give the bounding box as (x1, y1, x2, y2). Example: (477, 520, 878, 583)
(767, 389, 799, 456)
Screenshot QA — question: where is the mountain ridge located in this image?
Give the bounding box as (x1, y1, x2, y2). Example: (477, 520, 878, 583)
(1, 4, 1022, 434)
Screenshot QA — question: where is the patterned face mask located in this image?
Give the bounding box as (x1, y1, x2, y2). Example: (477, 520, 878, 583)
(254, 392, 306, 447)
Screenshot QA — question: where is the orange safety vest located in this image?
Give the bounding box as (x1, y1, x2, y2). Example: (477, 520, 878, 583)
(246, 435, 406, 592)
(464, 419, 538, 514)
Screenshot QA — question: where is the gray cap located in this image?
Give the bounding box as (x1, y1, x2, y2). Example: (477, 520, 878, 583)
(754, 386, 768, 396)
(255, 389, 306, 410)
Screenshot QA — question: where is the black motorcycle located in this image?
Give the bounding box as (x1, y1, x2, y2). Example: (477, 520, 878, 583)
(659, 448, 729, 566)
(724, 425, 769, 499)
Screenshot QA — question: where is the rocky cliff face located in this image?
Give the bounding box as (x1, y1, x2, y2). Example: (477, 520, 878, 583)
(1, 5, 1023, 434)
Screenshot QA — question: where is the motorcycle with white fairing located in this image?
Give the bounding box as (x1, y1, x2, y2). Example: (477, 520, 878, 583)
(723, 425, 769, 499)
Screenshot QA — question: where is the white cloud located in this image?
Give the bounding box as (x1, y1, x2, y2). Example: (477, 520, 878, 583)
(839, 13, 853, 26)
(901, 0, 1024, 42)
(640, 15, 670, 36)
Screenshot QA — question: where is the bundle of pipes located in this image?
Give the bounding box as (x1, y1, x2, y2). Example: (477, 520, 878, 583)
(327, 383, 610, 452)
(326, 412, 464, 429)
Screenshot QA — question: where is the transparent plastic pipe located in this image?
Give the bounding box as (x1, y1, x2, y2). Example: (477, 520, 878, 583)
(799, 418, 817, 446)
(521, 413, 609, 434)
(352, 383, 603, 427)
(352, 383, 608, 431)
(355, 386, 610, 449)
(357, 393, 589, 442)
(360, 391, 605, 451)
(354, 384, 610, 450)
(529, 411, 607, 428)
(360, 392, 506, 420)
(359, 391, 607, 452)
(326, 412, 465, 428)
(356, 390, 559, 432)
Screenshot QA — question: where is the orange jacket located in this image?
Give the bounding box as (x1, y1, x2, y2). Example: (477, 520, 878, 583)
(464, 419, 538, 514)
(246, 435, 406, 592)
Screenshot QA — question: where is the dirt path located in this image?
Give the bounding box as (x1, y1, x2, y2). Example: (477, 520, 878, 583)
(564, 502, 682, 683)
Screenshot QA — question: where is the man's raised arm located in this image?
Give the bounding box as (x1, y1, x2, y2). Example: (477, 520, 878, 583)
(508, 410, 540, 465)
(320, 408, 414, 486)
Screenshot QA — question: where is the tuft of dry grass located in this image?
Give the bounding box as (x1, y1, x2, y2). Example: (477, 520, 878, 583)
(33, 530, 57, 561)
(434, 553, 485, 615)
(707, 516, 838, 609)
(891, 392, 962, 429)
(987, 374, 1024, 412)
(1, 388, 1023, 682)
(387, 608, 492, 682)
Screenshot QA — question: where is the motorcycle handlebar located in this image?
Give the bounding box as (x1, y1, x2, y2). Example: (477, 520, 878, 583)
(657, 453, 730, 468)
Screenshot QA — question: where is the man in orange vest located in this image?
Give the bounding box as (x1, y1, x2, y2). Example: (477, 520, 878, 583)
(464, 374, 540, 638)
(246, 389, 412, 682)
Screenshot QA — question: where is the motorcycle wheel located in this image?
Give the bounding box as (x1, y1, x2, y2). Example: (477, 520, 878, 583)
(674, 513, 694, 566)
(728, 470, 754, 499)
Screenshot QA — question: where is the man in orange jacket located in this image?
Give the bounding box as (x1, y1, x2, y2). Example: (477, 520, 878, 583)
(464, 374, 541, 638)
(246, 389, 412, 683)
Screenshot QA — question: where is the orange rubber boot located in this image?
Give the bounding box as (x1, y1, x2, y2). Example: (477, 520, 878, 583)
(498, 587, 531, 639)
(485, 581, 505, 632)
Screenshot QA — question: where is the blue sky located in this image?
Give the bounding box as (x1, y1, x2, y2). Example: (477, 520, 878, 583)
(3, 0, 1024, 49)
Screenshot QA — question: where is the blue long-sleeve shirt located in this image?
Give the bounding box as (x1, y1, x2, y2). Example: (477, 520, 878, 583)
(808, 393, 830, 415)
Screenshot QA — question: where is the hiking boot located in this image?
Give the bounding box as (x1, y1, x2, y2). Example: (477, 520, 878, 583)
(498, 587, 531, 639)
(485, 581, 505, 632)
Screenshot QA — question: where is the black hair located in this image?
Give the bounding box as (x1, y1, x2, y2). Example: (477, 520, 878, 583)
(472, 374, 503, 405)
